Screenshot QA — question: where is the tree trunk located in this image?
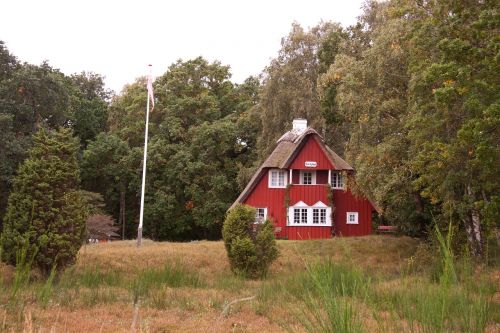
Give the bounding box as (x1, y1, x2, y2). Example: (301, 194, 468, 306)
(413, 192, 427, 233)
(464, 184, 483, 259)
(120, 187, 126, 240)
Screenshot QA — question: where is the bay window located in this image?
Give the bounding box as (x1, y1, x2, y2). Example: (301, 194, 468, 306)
(288, 201, 332, 226)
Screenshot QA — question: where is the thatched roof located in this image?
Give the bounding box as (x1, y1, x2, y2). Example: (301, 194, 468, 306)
(231, 128, 353, 208)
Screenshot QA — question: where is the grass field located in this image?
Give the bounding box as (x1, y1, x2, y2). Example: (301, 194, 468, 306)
(0, 235, 498, 332)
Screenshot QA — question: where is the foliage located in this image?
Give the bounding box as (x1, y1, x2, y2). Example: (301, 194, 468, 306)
(105, 57, 261, 240)
(257, 22, 346, 157)
(1, 0, 498, 254)
(0, 127, 87, 274)
(0, 43, 111, 230)
(68, 71, 111, 146)
(315, 0, 499, 257)
(222, 204, 278, 278)
(86, 214, 119, 240)
(403, 0, 500, 258)
(81, 132, 136, 238)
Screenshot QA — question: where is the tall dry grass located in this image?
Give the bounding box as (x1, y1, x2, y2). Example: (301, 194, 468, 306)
(0, 235, 497, 332)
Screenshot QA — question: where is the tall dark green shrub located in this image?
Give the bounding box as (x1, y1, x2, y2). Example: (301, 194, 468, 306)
(222, 204, 278, 278)
(0, 127, 87, 274)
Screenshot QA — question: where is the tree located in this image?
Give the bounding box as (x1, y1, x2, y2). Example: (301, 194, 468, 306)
(0, 127, 87, 274)
(257, 22, 343, 158)
(0, 49, 82, 228)
(69, 72, 111, 146)
(105, 58, 260, 241)
(86, 214, 120, 241)
(0, 40, 18, 81)
(318, 1, 434, 236)
(403, 0, 500, 258)
(222, 204, 278, 278)
(81, 132, 136, 239)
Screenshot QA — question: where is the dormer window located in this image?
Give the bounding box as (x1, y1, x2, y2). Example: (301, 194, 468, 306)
(269, 169, 287, 188)
(331, 171, 344, 189)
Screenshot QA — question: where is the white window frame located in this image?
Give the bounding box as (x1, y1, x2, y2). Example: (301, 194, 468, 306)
(312, 208, 320, 224)
(255, 208, 267, 224)
(300, 170, 316, 185)
(312, 207, 327, 225)
(293, 208, 300, 224)
(331, 171, 344, 189)
(288, 201, 332, 226)
(268, 169, 287, 188)
(346, 212, 359, 225)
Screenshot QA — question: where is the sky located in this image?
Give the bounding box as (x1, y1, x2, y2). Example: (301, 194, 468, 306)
(0, 0, 365, 94)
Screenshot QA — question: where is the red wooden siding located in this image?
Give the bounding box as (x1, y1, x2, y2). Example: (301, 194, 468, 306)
(333, 190, 373, 236)
(291, 170, 328, 184)
(289, 184, 329, 206)
(240, 132, 375, 239)
(287, 184, 331, 240)
(244, 171, 287, 238)
(286, 226, 331, 240)
(289, 136, 334, 170)
(243, 173, 373, 239)
(316, 170, 328, 184)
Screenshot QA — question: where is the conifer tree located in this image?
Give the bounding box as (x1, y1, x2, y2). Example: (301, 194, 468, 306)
(0, 127, 87, 274)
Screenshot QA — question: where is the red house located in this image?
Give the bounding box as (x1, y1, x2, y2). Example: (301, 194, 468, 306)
(231, 119, 377, 240)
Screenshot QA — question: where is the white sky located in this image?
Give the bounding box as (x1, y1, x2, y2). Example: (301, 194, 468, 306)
(0, 0, 365, 94)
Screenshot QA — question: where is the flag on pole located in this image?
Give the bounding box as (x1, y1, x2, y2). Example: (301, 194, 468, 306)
(147, 66, 155, 110)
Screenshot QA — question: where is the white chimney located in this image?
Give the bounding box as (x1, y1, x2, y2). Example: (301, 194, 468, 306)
(292, 118, 307, 133)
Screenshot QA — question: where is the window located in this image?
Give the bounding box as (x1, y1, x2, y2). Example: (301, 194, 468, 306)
(255, 208, 267, 223)
(293, 208, 308, 224)
(320, 209, 327, 224)
(294, 209, 300, 224)
(269, 169, 287, 188)
(313, 208, 327, 224)
(300, 170, 316, 185)
(288, 201, 332, 226)
(313, 209, 319, 224)
(303, 172, 312, 184)
(346, 212, 359, 224)
(331, 171, 344, 189)
(300, 208, 308, 224)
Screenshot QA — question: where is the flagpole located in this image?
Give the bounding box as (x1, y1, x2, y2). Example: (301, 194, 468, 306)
(137, 64, 153, 247)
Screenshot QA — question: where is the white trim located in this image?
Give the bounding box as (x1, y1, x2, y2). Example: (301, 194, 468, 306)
(289, 169, 293, 184)
(268, 169, 287, 188)
(346, 212, 359, 224)
(300, 170, 316, 185)
(328, 169, 331, 185)
(287, 202, 332, 226)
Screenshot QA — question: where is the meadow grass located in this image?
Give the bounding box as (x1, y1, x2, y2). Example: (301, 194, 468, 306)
(276, 226, 497, 333)
(0, 235, 497, 332)
(130, 263, 205, 299)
